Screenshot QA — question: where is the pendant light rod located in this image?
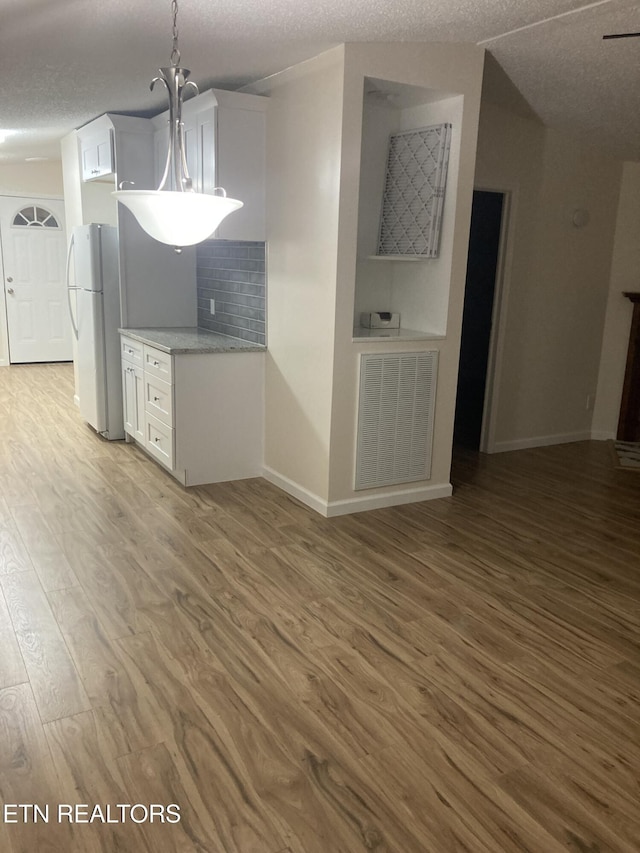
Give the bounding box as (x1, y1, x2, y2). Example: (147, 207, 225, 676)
(151, 0, 198, 193)
(113, 0, 243, 248)
(152, 65, 198, 192)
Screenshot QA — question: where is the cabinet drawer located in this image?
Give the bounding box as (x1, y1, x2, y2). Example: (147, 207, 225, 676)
(144, 345, 173, 383)
(145, 412, 175, 470)
(145, 375, 173, 425)
(121, 336, 144, 366)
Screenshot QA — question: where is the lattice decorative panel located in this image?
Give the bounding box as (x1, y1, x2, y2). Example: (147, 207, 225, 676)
(377, 123, 452, 257)
(355, 351, 438, 490)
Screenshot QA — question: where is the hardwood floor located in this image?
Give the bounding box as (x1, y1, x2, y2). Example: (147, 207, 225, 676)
(0, 362, 639, 852)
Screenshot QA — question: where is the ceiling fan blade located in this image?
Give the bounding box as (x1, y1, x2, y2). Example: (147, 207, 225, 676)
(602, 32, 640, 39)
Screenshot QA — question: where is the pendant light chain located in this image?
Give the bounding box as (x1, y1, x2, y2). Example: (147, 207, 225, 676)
(170, 0, 181, 66)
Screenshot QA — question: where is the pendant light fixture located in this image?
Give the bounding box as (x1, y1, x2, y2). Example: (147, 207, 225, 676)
(113, 0, 242, 249)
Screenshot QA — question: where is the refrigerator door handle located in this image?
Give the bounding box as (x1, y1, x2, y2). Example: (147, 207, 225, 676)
(65, 233, 79, 340)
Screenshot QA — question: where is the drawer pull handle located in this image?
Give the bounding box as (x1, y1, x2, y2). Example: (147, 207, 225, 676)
(152, 360, 160, 367)
(153, 396, 160, 402)
(154, 436, 161, 443)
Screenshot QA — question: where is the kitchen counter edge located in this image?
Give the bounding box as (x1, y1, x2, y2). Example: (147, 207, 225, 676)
(119, 327, 266, 355)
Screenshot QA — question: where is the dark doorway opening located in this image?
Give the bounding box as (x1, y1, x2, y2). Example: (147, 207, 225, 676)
(454, 190, 504, 450)
(617, 292, 640, 442)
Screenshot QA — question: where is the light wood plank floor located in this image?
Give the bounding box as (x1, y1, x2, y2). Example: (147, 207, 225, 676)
(0, 362, 639, 852)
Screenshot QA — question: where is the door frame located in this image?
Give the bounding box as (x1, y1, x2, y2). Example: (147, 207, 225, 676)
(0, 219, 7, 366)
(0, 193, 66, 367)
(470, 186, 515, 454)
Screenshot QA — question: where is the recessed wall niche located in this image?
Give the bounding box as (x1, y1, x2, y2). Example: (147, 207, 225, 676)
(353, 77, 463, 340)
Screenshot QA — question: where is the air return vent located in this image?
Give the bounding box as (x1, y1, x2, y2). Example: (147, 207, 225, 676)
(355, 351, 438, 490)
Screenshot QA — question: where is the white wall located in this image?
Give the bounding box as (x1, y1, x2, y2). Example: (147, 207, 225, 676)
(354, 94, 400, 319)
(0, 161, 63, 197)
(61, 134, 83, 235)
(61, 131, 117, 235)
(250, 47, 346, 503)
(474, 102, 622, 451)
(592, 161, 640, 439)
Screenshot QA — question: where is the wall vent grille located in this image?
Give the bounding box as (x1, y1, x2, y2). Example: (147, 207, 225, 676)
(355, 351, 438, 490)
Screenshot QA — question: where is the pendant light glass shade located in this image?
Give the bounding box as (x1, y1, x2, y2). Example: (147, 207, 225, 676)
(113, 189, 243, 247)
(112, 2, 243, 248)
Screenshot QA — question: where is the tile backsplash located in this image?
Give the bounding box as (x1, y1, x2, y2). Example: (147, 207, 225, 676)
(196, 240, 266, 345)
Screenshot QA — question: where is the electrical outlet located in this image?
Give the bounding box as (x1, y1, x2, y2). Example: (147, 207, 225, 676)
(210, 298, 215, 315)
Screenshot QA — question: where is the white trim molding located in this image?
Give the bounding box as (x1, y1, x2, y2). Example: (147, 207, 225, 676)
(474, 186, 515, 455)
(262, 466, 452, 517)
(325, 483, 453, 517)
(591, 430, 615, 441)
(490, 430, 592, 453)
(262, 467, 329, 516)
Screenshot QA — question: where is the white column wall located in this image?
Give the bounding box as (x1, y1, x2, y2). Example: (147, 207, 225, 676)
(328, 43, 485, 508)
(251, 48, 346, 505)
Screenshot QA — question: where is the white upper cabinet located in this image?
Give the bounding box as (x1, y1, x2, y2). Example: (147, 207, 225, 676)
(79, 124, 114, 181)
(214, 89, 266, 242)
(68, 114, 197, 330)
(152, 88, 267, 242)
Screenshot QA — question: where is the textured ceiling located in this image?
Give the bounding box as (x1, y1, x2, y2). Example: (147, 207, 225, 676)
(1, 0, 639, 163)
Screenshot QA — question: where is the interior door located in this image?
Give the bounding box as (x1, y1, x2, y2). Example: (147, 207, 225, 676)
(0, 196, 71, 363)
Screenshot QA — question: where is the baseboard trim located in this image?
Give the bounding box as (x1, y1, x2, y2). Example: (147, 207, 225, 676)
(325, 483, 453, 517)
(262, 466, 452, 517)
(262, 467, 329, 516)
(590, 430, 615, 441)
(490, 430, 592, 453)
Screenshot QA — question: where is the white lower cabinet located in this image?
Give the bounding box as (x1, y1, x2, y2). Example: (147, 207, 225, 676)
(122, 361, 145, 443)
(120, 335, 264, 486)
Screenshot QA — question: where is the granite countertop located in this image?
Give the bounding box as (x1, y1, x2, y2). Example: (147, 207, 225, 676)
(120, 327, 265, 355)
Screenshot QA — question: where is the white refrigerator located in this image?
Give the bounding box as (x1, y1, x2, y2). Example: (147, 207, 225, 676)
(67, 223, 124, 440)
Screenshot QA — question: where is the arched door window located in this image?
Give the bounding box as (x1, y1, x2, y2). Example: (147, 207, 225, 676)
(12, 205, 60, 229)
